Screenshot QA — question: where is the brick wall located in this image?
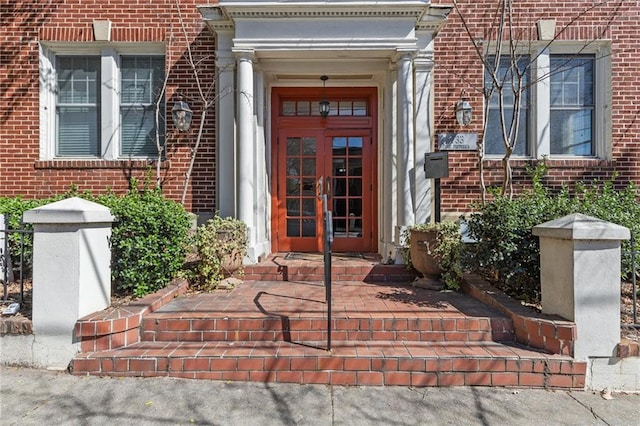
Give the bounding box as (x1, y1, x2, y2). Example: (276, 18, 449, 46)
(432, 0, 640, 212)
(1, 0, 217, 215)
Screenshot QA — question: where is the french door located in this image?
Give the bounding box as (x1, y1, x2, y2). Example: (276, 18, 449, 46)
(274, 128, 374, 252)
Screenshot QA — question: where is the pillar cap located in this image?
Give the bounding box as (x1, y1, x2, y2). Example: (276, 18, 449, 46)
(532, 213, 630, 241)
(23, 197, 115, 224)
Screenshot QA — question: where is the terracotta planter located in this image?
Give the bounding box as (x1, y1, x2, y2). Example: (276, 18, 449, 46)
(409, 229, 442, 277)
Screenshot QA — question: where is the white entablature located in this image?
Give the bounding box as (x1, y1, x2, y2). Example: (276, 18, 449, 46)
(199, 1, 452, 58)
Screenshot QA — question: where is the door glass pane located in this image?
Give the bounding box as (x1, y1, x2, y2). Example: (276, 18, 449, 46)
(353, 101, 367, 116)
(333, 218, 347, 237)
(287, 219, 300, 237)
(302, 198, 315, 216)
(287, 137, 300, 155)
(286, 178, 300, 196)
(349, 158, 362, 176)
(332, 137, 347, 150)
(301, 219, 316, 237)
(302, 158, 315, 176)
(333, 178, 347, 197)
(333, 158, 346, 176)
(283, 102, 296, 116)
(297, 101, 310, 115)
(287, 158, 300, 176)
(348, 178, 362, 196)
(339, 101, 352, 116)
(286, 199, 300, 215)
(348, 137, 363, 155)
(301, 178, 315, 195)
(302, 137, 316, 155)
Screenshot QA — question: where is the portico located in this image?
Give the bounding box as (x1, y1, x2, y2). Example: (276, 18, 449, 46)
(198, 1, 452, 262)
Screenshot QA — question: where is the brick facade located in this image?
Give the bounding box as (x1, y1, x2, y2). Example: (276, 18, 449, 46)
(1, 0, 217, 215)
(2, 1, 639, 218)
(432, 0, 640, 212)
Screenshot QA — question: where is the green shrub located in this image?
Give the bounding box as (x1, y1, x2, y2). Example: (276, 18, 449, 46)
(195, 215, 248, 291)
(1, 184, 191, 298)
(0, 196, 58, 277)
(462, 164, 640, 303)
(94, 185, 191, 297)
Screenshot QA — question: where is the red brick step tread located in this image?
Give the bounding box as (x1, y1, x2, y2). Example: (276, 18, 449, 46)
(72, 340, 586, 389)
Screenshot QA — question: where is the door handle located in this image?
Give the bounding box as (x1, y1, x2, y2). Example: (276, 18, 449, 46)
(326, 175, 331, 198)
(316, 176, 324, 199)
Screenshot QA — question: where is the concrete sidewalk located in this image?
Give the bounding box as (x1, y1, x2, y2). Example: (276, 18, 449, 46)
(1, 367, 638, 425)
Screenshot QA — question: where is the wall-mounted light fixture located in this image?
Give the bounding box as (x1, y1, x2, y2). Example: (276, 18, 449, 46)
(319, 75, 330, 118)
(172, 100, 193, 131)
(455, 99, 472, 126)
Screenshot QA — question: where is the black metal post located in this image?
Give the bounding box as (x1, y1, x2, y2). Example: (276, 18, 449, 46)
(434, 178, 441, 223)
(632, 234, 637, 325)
(322, 194, 333, 351)
(3, 213, 8, 301)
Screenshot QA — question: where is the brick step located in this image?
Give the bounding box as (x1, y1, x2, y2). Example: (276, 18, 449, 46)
(141, 315, 515, 344)
(243, 263, 416, 283)
(72, 340, 586, 389)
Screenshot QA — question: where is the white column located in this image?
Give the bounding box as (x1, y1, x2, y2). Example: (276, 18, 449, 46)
(396, 52, 415, 229)
(383, 66, 398, 259)
(235, 49, 256, 250)
(216, 32, 236, 218)
(414, 53, 434, 224)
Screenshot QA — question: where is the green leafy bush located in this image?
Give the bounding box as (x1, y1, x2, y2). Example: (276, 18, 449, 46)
(1, 184, 191, 298)
(463, 164, 640, 303)
(0, 196, 58, 277)
(94, 185, 191, 297)
(195, 215, 248, 291)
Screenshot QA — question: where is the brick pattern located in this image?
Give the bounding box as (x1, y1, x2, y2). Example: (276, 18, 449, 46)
(432, 0, 640, 212)
(244, 257, 416, 283)
(1, 1, 216, 214)
(462, 274, 576, 356)
(6, 1, 639, 219)
(72, 274, 587, 389)
(141, 316, 508, 344)
(74, 279, 188, 352)
(72, 340, 587, 389)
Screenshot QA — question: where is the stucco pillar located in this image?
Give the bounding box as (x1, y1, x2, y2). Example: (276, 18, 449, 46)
(532, 213, 630, 361)
(215, 31, 236, 219)
(396, 51, 415, 231)
(23, 197, 114, 368)
(235, 49, 256, 254)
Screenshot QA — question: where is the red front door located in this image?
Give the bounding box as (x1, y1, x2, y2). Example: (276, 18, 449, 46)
(271, 87, 377, 253)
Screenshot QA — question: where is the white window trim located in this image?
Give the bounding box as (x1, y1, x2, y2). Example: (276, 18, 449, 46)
(39, 42, 165, 161)
(483, 40, 612, 160)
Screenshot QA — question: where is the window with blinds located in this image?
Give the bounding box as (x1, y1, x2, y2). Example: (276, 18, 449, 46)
(120, 56, 165, 157)
(56, 56, 101, 157)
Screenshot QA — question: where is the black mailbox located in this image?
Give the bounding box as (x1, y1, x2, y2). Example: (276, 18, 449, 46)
(424, 152, 449, 179)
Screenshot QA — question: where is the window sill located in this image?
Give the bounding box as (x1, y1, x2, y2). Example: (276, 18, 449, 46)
(483, 157, 615, 169)
(35, 159, 169, 170)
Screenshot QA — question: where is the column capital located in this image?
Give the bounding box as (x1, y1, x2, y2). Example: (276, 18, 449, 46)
(392, 49, 416, 63)
(232, 48, 256, 62)
(413, 54, 434, 72)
